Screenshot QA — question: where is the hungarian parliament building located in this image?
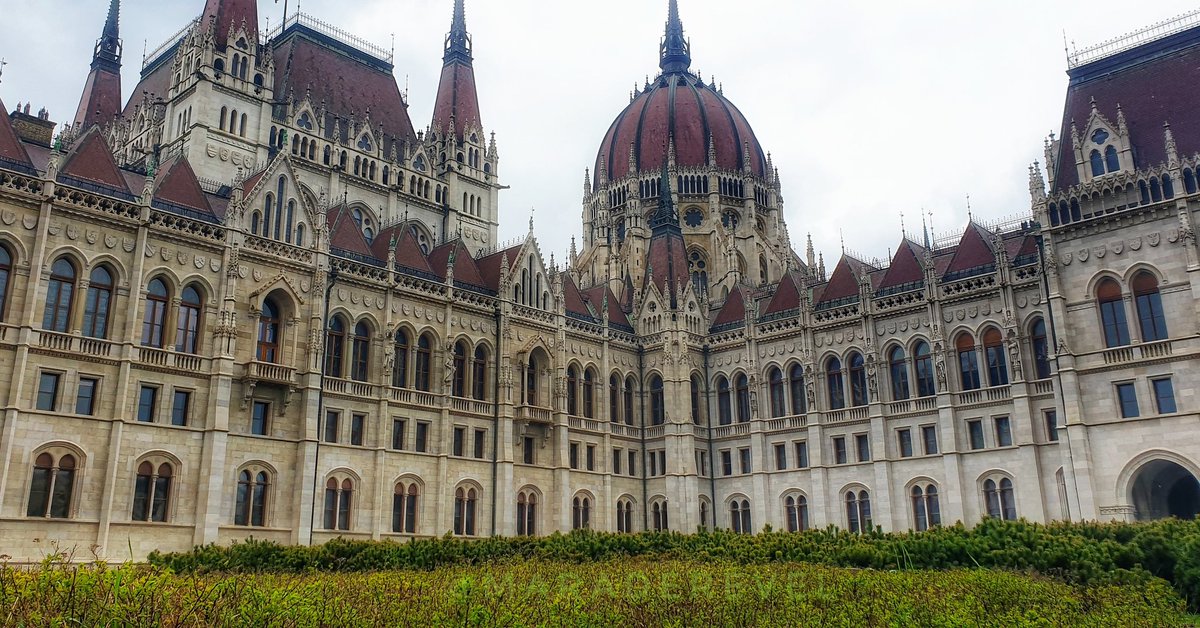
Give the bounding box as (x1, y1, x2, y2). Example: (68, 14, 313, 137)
(0, 0, 1197, 561)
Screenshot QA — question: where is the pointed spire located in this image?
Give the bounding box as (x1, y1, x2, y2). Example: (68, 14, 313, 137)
(74, 0, 123, 129)
(660, 0, 692, 74)
(99, 0, 121, 63)
(444, 0, 473, 64)
(649, 161, 680, 234)
(1165, 121, 1179, 167)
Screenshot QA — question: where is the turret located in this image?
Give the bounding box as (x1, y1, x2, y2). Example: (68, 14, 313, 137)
(73, 0, 123, 130)
(431, 0, 483, 142)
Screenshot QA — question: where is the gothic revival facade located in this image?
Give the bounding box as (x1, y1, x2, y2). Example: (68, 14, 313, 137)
(0, 0, 1196, 561)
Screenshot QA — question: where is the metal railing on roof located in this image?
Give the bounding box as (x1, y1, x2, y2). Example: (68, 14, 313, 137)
(266, 12, 393, 64)
(0, 155, 38, 176)
(332, 247, 385, 268)
(943, 263, 996, 283)
(143, 17, 198, 70)
(152, 198, 219, 224)
(1068, 9, 1200, 69)
(57, 174, 137, 202)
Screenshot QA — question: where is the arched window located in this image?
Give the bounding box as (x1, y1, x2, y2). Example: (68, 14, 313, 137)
(788, 364, 806, 415)
(650, 375, 665, 425)
(717, 376, 732, 425)
(414, 334, 433, 392)
(846, 490, 872, 533)
(27, 451, 76, 518)
(1090, 150, 1104, 177)
(914, 341, 936, 397)
(132, 461, 173, 522)
(768, 367, 786, 418)
(256, 298, 281, 362)
(1105, 145, 1120, 173)
(911, 484, 941, 532)
(1030, 319, 1051, 380)
(609, 374, 621, 423)
(826, 358, 845, 410)
(516, 490, 539, 536)
(572, 495, 591, 530)
(583, 369, 596, 418)
(219, 106, 228, 131)
(623, 376, 635, 426)
(983, 328, 1008, 387)
(848, 353, 868, 406)
(957, 334, 980, 391)
(983, 477, 1017, 521)
(322, 477, 354, 531)
(785, 494, 809, 532)
(690, 375, 703, 425)
(141, 278, 169, 348)
(524, 355, 541, 406)
(730, 499, 751, 534)
(453, 486, 478, 536)
(452, 341, 468, 398)
(324, 316, 346, 377)
(1097, 278, 1130, 347)
(82, 266, 114, 338)
(472, 346, 488, 401)
(1186, 169, 1198, 195)
(889, 347, 910, 401)
(351, 322, 371, 382)
(43, 258, 77, 332)
(0, 245, 11, 321)
(285, 201, 296, 244)
(392, 481, 420, 534)
(234, 468, 269, 526)
(567, 365, 580, 416)
(1133, 272, 1168, 342)
(392, 330, 410, 388)
(651, 499, 668, 531)
(175, 285, 203, 354)
(616, 498, 634, 533)
(735, 374, 750, 422)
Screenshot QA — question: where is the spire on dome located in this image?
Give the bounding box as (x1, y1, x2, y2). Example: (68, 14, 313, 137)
(73, 0, 123, 130)
(444, 0, 473, 64)
(649, 162, 680, 234)
(659, 0, 691, 74)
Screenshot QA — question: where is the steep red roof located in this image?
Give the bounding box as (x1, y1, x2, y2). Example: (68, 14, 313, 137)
(0, 100, 34, 171)
(153, 157, 213, 215)
(1052, 27, 1200, 192)
(764, 271, 802, 315)
(428, 240, 486, 287)
(74, 66, 122, 131)
(58, 128, 131, 195)
(371, 223, 436, 276)
(202, 0, 258, 50)
(712, 286, 746, 327)
(326, 205, 375, 258)
(1009, 233, 1038, 261)
(816, 256, 872, 304)
(581, 285, 632, 327)
(476, 243, 522, 290)
(877, 240, 926, 290)
(272, 31, 416, 145)
(644, 231, 690, 300)
(239, 167, 268, 196)
(432, 61, 482, 140)
(123, 60, 172, 118)
(562, 274, 593, 320)
(944, 223, 995, 276)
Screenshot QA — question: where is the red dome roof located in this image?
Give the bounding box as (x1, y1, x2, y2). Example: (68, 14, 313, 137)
(594, 72, 767, 191)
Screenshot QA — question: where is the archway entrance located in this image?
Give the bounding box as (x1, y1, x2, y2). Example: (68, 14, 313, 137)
(1130, 460, 1200, 521)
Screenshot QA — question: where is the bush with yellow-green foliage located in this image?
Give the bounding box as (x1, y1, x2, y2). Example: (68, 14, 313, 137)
(0, 559, 1187, 627)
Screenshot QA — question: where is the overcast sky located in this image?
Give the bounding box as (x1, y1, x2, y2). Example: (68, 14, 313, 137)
(3, 1, 1196, 266)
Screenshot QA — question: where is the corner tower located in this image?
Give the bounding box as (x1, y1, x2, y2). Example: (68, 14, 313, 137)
(73, 0, 123, 130)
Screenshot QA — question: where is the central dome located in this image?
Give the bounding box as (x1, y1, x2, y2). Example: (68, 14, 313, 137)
(593, 2, 767, 191)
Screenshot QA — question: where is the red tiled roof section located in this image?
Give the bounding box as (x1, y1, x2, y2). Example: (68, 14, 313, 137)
(122, 61, 171, 118)
(59, 128, 131, 194)
(240, 167, 268, 196)
(562, 274, 593, 319)
(878, 240, 926, 290)
(0, 100, 34, 168)
(764, 271, 802, 315)
(595, 73, 766, 191)
(326, 205, 375, 258)
(644, 233, 690, 297)
(432, 61, 482, 140)
(428, 240, 485, 286)
(1052, 32, 1200, 192)
(816, 257, 865, 304)
(74, 68, 122, 130)
(712, 286, 746, 326)
(944, 223, 995, 276)
(582, 285, 632, 327)
(476, 244, 522, 291)
(154, 157, 213, 215)
(202, 0, 258, 49)
(372, 224, 435, 276)
(273, 35, 416, 144)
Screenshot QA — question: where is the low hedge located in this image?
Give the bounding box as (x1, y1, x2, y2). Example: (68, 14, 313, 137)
(149, 518, 1200, 612)
(1, 560, 1186, 626)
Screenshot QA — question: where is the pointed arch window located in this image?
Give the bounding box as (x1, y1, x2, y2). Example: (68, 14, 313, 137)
(1090, 150, 1104, 177)
(524, 355, 540, 406)
(453, 486, 478, 536)
(983, 328, 1008, 387)
(572, 495, 592, 530)
(567, 365, 580, 416)
(889, 347, 910, 401)
(583, 369, 596, 418)
(616, 498, 634, 533)
(609, 374, 621, 423)
(234, 469, 269, 526)
(826, 358, 845, 410)
(785, 494, 808, 532)
(516, 490, 537, 536)
(1104, 145, 1120, 172)
(132, 461, 173, 523)
(43, 258, 77, 333)
(914, 341, 936, 397)
(789, 364, 806, 414)
(351, 322, 371, 382)
(730, 499, 751, 534)
(690, 375, 703, 425)
(849, 353, 868, 406)
(984, 477, 1017, 520)
(323, 477, 353, 531)
(651, 499, 669, 531)
(452, 341, 469, 398)
(27, 452, 76, 518)
(392, 481, 420, 534)
(1031, 319, 1051, 380)
(1097, 278, 1130, 347)
(324, 316, 346, 377)
(472, 346, 488, 401)
(717, 376, 732, 425)
(0, 245, 11, 322)
(392, 330, 410, 388)
(650, 375, 665, 425)
(911, 484, 941, 531)
(256, 298, 281, 363)
(176, 285, 202, 354)
(83, 266, 114, 339)
(846, 490, 872, 533)
(414, 334, 433, 392)
(957, 334, 981, 391)
(623, 376, 635, 426)
(735, 374, 750, 422)
(1133, 272, 1168, 342)
(141, 278, 170, 348)
(768, 367, 786, 418)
